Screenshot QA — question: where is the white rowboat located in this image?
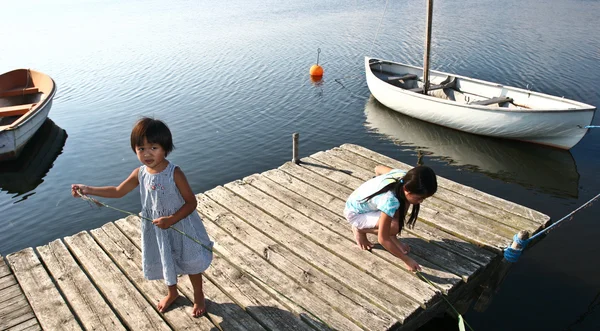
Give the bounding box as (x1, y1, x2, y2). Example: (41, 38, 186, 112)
(0, 69, 56, 161)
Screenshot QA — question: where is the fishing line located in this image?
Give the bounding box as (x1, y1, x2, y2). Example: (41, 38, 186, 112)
(417, 271, 474, 331)
(504, 192, 600, 262)
(76, 190, 332, 328)
(562, 290, 600, 330)
(369, 0, 390, 55)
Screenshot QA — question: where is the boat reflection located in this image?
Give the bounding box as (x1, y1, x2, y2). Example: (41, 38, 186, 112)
(0, 118, 67, 199)
(364, 96, 580, 198)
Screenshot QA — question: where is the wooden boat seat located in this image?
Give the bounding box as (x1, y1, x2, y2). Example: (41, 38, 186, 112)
(0, 103, 36, 117)
(409, 83, 452, 93)
(387, 74, 418, 82)
(470, 97, 513, 106)
(0, 87, 39, 98)
(409, 76, 456, 94)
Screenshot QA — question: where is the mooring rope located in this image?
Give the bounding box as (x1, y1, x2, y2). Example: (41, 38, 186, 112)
(76, 191, 332, 328)
(504, 192, 600, 262)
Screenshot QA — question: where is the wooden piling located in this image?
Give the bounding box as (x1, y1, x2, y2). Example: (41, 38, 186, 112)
(292, 132, 299, 164)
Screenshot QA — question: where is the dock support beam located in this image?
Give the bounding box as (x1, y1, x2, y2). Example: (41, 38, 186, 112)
(292, 132, 299, 164)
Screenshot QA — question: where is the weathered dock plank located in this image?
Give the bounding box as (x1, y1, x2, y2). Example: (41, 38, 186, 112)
(113, 216, 308, 331)
(113, 217, 279, 331)
(207, 186, 430, 318)
(6, 249, 80, 330)
(64, 232, 170, 331)
(0, 260, 11, 278)
(249, 170, 493, 278)
(0, 277, 35, 331)
(0, 285, 24, 305)
(0, 295, 31, 329)
(0, 274, 17, 292)
(90, 223, 215, 331)
(2, 318, 41, 331)
(0, 304, 36, 331)
(198, 193, 399, 330)
(226, 177, 441, 302)
(406, 222, 497, 267)
(3, 144, 551, 331)
(36, 239, 125, 331)
(196, 193, 368, 330)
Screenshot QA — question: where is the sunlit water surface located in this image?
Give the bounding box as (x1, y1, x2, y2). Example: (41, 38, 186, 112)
(1, 0, 599, 330)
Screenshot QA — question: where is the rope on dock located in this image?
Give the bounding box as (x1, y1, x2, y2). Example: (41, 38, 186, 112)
(76, 191, 332, 328)
(504, 192, 600, 262)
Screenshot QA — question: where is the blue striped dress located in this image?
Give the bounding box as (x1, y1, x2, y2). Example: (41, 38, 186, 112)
(139, 162, 213, 285)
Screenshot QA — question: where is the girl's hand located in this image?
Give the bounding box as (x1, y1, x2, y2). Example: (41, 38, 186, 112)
(402, 256, 422, 272)
(71, 184, 89, 197)
(152, 217, 173, 229)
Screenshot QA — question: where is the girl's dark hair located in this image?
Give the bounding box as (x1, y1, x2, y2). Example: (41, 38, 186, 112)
(130, 117, 174, 156)
(362, 166, 437, 232)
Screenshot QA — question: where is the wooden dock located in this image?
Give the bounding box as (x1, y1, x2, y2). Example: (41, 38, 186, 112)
(1, 144, 549, 331)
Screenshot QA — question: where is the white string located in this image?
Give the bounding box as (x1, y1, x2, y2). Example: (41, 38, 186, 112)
(368, 0, 390, 55)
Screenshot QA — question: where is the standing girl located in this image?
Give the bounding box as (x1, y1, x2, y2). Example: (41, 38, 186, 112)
(344, 165, 437, 272)
(71, 117, 213, 317)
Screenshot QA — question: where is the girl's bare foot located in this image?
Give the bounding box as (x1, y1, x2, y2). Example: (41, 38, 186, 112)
(352, 226, 373, 251)
(189, 273, 206, 318)
(157, 292, 179, 313)
(192, 298, 206, 318)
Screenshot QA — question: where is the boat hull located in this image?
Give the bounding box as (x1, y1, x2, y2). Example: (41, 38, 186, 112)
(365, 57, 596, 149)
(0, 99, 53, 161)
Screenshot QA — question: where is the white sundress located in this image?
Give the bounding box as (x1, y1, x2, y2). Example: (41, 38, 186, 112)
(139, 162, 213, 286)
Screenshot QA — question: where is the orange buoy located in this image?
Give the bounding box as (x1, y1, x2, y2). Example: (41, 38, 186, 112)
(309, 48, 324, 77)
(310, 74, 322, 84)
(310, 64, 323, 77)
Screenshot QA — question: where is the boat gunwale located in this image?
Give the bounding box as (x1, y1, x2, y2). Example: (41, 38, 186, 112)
(366, 56, 597, 114)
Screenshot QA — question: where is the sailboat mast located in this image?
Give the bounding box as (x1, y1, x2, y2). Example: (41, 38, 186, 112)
(423, 0, 433, 94)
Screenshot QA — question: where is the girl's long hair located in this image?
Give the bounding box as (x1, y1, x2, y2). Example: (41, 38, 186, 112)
(362, 166, 437, 231)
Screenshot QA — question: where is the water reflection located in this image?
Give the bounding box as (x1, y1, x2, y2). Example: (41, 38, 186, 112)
(364, 96, 580, 198)
(0, 118, 67, 201)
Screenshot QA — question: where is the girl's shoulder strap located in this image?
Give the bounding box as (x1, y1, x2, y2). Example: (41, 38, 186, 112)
(138, 165, 146, 177)
(167, 161, 178, 178)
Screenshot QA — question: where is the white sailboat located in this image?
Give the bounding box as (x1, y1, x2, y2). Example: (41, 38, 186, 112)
(365, 0, 596, 150)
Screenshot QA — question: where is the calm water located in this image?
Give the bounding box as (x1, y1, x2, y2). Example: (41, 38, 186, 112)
(1, 0, 599, 329)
